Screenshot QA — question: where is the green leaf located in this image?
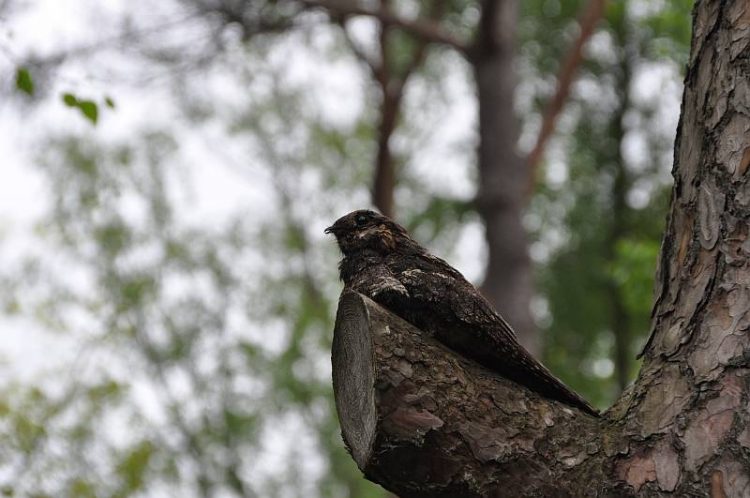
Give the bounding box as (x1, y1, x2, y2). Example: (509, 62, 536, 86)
(15, 67, 34, 96)
(61, 94, 99, 125)
(105, 95, 116, 109)
(77, 100, 99, 124)
(62, 93, 78, 106)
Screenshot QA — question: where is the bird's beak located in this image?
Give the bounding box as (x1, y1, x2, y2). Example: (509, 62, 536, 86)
(324, 225, 336, 235)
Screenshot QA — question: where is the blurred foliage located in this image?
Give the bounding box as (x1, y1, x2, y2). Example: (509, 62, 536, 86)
(0, 0, 691, 495)
(15, 67, 34, 96)
(61, 93, 101, 125)
(523, 0, 690, 406)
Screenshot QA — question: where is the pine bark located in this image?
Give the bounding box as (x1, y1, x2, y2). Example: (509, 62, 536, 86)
(332, 1, 750, 496)
(333, 290, 618, 497)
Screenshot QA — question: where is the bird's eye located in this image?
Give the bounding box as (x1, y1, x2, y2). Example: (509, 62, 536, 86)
(355, 214, 368, 225)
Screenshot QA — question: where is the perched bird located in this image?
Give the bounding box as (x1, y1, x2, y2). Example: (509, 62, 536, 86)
(326, 209, 598, 416)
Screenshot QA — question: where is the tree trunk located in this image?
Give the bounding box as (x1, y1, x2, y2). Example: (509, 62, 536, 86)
(332, 1, 750, 495)
(372, 0, 398, 219)
(607, 20, 634, 393)
(373, 88, 398, 219)
(472, 0, 537, 356)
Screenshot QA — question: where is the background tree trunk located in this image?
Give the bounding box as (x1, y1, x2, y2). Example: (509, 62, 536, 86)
(332, 0, 750, 495)
(605, 17, 635, 394)
(473, 0, 538, 356)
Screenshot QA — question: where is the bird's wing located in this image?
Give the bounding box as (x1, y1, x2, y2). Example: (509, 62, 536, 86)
(391, 252, 520, 343)
(376, 254, 598, 417)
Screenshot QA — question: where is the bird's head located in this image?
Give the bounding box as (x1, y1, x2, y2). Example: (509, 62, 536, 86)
(325, 209, 412, 256)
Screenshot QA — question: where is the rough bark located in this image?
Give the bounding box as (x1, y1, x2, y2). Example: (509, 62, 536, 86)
(332, 290, 614, 498)
(472, 0, 538, 356)
(622, 0, 750, 493)
(332, 1, 750, 496)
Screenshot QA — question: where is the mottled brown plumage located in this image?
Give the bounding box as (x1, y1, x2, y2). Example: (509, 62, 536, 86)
(326, 209, 598, 416)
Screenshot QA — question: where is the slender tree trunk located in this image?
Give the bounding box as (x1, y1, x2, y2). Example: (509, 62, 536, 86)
(472, 0, 537, 355)
(332, 1, 750, 495)
(372, 0, 398, 219)
(373, 88, 399, 219)
(360, 0, 441, 220)
(607, 24, 634, 393)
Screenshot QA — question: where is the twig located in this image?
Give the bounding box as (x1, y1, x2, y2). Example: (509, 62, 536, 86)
(370, 0, 445, 218)
(336, 18, 380, 78)
(525, 0, 607, 192)
(300, 0, 467, 53)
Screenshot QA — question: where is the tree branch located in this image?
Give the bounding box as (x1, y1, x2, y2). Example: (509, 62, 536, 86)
(525, 0, 607, 192)
(300, 0, 468, 53)
(369, 0, 445, 219)
(395, 0, 446, 91)
(332, 291, 612, 497)
(336, 18, 380, 78)
(371, 0, 396, 218)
